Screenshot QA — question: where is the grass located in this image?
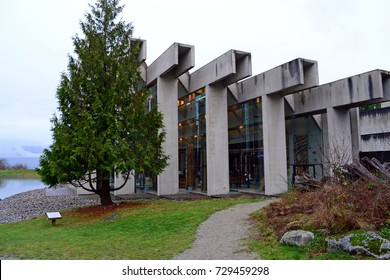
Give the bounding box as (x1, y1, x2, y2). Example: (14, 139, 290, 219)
(0, 170, 40, 179)
(0, 198, 257, 259)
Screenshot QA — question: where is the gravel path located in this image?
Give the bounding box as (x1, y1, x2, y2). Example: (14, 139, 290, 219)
(173, 200, 274, 260)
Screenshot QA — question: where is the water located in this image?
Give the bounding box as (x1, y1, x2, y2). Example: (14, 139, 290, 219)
(0, 179, 46, 199)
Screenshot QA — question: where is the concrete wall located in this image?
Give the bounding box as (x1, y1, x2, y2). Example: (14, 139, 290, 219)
(360, 107, 390, 152)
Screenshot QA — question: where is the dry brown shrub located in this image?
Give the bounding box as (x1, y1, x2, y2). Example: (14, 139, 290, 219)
(263, 182, 390, 239)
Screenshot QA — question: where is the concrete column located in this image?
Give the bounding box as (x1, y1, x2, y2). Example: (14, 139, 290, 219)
(262, 94, 288, 195)
(349, 108, 361, 161)
(206, 84, 229, 196)
(321, 113, 330, 176)
(157, 74, 179, 195)
(113, 173, 135, 196)
(325, 107, 353, 173)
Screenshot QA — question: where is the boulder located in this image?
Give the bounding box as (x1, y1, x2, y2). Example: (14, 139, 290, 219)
(327, 231, 390, 259)
(280, 230, 314, 246)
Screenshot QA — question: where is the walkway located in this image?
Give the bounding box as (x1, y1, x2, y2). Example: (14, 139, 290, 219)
(173, 200, 274, 260)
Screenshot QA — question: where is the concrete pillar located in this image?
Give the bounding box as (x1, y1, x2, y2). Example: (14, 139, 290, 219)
(350, 108, 361, 161)
(321, 113, 330, 176)
(157, 74, 179, 195)
(325, 107, 353, 174)
(206, 84, 229, 196)
(113, 173, 135, 196)
(262, 94, 288, 195)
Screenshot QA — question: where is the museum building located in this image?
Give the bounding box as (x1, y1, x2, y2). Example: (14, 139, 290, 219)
(75, 42, 390, 197)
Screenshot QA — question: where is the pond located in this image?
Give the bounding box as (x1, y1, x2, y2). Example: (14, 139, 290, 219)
(0, 179, 46, 200)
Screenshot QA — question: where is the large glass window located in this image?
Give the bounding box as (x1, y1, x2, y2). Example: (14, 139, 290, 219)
(285, 101, 323, 184)
(178, 88, 207, 192)
(228, 97, 264, 191)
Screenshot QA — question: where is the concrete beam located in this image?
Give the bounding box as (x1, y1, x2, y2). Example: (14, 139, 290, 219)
(178, 72, 190, 92)
(189, 50, 251, 92)
(294, 70, 390, 116)
(131, 39, 147, 63)
(146, 43, 195, 85)
(228, 58, 319, 103)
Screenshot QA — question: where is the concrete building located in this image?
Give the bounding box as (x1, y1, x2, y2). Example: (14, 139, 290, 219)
(74, 41, 390, 197)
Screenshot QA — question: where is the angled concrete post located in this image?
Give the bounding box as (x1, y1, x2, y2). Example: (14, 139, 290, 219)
(205, 84, 230, 196)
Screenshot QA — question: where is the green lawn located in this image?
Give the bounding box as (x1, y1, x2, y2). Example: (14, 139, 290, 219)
(0, 198, 257, 260)
(0, 170, 40, 179)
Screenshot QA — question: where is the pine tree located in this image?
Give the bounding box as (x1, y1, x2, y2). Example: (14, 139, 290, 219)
(38, 0, 168, 206)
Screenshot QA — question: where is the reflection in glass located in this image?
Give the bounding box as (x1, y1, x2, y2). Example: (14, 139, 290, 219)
(178, 88, 207, 192)
(228, 98, 264, 191)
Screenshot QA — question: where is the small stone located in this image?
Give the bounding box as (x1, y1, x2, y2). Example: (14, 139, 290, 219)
(280, 230, 314, 246)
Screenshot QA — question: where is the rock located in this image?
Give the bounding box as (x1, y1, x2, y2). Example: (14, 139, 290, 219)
(280, 230, 314, 246)
(327, 231, 390, 259)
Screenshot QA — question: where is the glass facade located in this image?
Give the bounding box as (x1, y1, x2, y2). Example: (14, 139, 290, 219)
(285, 102, 323, 184)
(227, 98, 323, 192)
(228, 97, 264, 191)
(147, 83, 324, 195)
(178, 88, 207, 192)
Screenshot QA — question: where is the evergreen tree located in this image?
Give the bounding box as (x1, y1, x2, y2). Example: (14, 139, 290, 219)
(37, 0, 168, 206)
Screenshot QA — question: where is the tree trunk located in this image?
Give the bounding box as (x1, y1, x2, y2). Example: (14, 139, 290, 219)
(97, 175, 114, 206)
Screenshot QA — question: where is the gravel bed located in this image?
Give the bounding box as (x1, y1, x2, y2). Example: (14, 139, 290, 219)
(0, 187, 101, 224)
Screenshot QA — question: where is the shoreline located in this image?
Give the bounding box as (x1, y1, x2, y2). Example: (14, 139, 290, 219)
(0, 169, 40, 179)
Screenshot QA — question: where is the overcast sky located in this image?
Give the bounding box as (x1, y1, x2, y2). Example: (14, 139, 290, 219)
(0, 0, 389, 160)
